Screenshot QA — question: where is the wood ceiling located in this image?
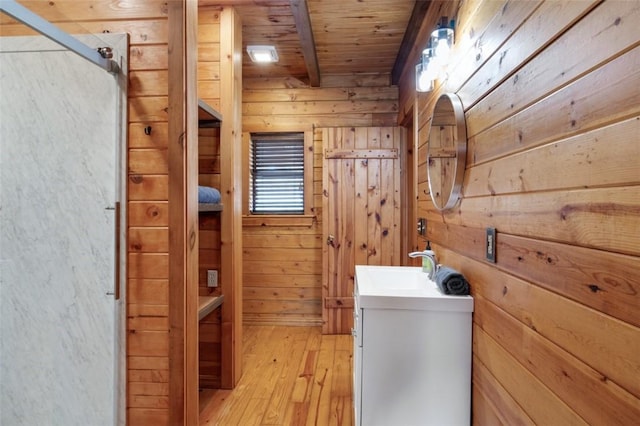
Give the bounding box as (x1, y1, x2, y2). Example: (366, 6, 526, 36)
(200, 0, 427, 86)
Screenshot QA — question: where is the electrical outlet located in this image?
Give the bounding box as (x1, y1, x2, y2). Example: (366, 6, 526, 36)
(486, 228, 496, 263)
(207, 270, 218, 287)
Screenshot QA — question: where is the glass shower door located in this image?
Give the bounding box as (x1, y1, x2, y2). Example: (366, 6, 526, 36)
(0, 33, 127, 426)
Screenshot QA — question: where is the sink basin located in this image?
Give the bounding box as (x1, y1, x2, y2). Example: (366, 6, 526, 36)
(359, 266, 429, 290)
(355, 265, 473, 312)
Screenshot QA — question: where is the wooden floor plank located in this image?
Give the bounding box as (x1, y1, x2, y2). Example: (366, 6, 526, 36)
(199, 389, 232, 423)
(329, 335, 353, 426)
(199, 326, 354, 425)
(262, 329, 312, 424)
(237, 398, 270, 426)
(284, 330, 323, 425)
(306, 335, 338, 425)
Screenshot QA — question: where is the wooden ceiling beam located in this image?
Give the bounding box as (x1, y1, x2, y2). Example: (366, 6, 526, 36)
(199, 0, 287, 6)
(391, 0, 432, 85)
(290, 0, 321, 87)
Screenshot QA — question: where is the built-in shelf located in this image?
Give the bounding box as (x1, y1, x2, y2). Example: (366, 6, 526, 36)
(198, 203, 223, 213)
(197, 100, 221, 212)
(198, 295, 224, 321)
(198, 98, 222, 127)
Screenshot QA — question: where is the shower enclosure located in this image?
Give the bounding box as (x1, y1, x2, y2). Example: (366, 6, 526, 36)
(0, 5, 127, 424)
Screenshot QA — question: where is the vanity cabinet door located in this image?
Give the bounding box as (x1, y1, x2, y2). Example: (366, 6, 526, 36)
(353, 291, 362, 425)
(358, 307, 472, 426)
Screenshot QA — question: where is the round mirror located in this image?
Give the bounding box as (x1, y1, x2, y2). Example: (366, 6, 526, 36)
(427, 93, 467, 211)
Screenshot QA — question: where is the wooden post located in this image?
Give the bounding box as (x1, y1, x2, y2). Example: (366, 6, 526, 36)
(220, 6, 244, 388)
(168, 0, 199, 424)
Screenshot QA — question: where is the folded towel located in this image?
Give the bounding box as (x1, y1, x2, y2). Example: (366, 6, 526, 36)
(198, 186, 221, 204)
(434, 266, 470, 296)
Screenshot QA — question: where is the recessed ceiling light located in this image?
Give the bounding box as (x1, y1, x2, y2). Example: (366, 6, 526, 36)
(246, 45, 279, 63)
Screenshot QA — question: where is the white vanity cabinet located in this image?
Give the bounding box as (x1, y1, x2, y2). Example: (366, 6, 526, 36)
(353, 265, 474, 426)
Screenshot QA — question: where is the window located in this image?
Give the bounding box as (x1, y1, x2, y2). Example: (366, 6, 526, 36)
(249, 132, 305, 214)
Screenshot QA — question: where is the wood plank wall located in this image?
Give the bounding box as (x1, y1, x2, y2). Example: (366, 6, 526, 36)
(197, 6, 223, 391)
(241, 75, 399, 326)
(397, 0, 640, 424)
(1, 1, 173, 424)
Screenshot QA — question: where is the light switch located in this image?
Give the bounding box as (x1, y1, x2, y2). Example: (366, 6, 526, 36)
(486, 228, 496, 263)
(417, 218, 427, 236)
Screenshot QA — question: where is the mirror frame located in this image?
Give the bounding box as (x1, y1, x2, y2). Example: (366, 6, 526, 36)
(426, 93, 467, 211)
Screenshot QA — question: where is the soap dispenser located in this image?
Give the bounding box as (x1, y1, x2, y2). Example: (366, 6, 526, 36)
(408, 242, 437, 279)
(421, 241, 436, 275)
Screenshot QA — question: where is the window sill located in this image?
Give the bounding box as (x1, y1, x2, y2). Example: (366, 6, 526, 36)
(242, 214, 316, 228)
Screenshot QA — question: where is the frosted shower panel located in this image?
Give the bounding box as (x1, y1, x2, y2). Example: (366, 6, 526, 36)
(0, 34, 127, 426)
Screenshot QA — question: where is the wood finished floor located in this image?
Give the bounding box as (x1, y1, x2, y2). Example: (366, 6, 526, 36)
(199, 325, 354, 425)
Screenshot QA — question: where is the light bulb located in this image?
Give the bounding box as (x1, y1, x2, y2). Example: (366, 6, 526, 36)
(430, 26, 454, 62)
(415, 62, 433, 92)
(418, 70, 431, 92)
(424, 60, 438, 82)
(435, 39, 450, 61)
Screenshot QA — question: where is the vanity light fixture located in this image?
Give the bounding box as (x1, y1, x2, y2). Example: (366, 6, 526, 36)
(415, 17, 455, 93)
(431, 17, 455, 63)
(415, 48, 438, 92)
(246, 45, 279, 63)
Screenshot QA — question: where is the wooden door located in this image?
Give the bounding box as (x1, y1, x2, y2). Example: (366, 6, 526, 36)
(322, 127, 403, 334)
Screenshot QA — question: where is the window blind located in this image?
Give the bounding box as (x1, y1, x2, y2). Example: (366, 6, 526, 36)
(249, 133, 304, 214)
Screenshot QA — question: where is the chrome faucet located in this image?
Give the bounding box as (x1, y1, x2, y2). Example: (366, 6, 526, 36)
(408, 249, 437, 280)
